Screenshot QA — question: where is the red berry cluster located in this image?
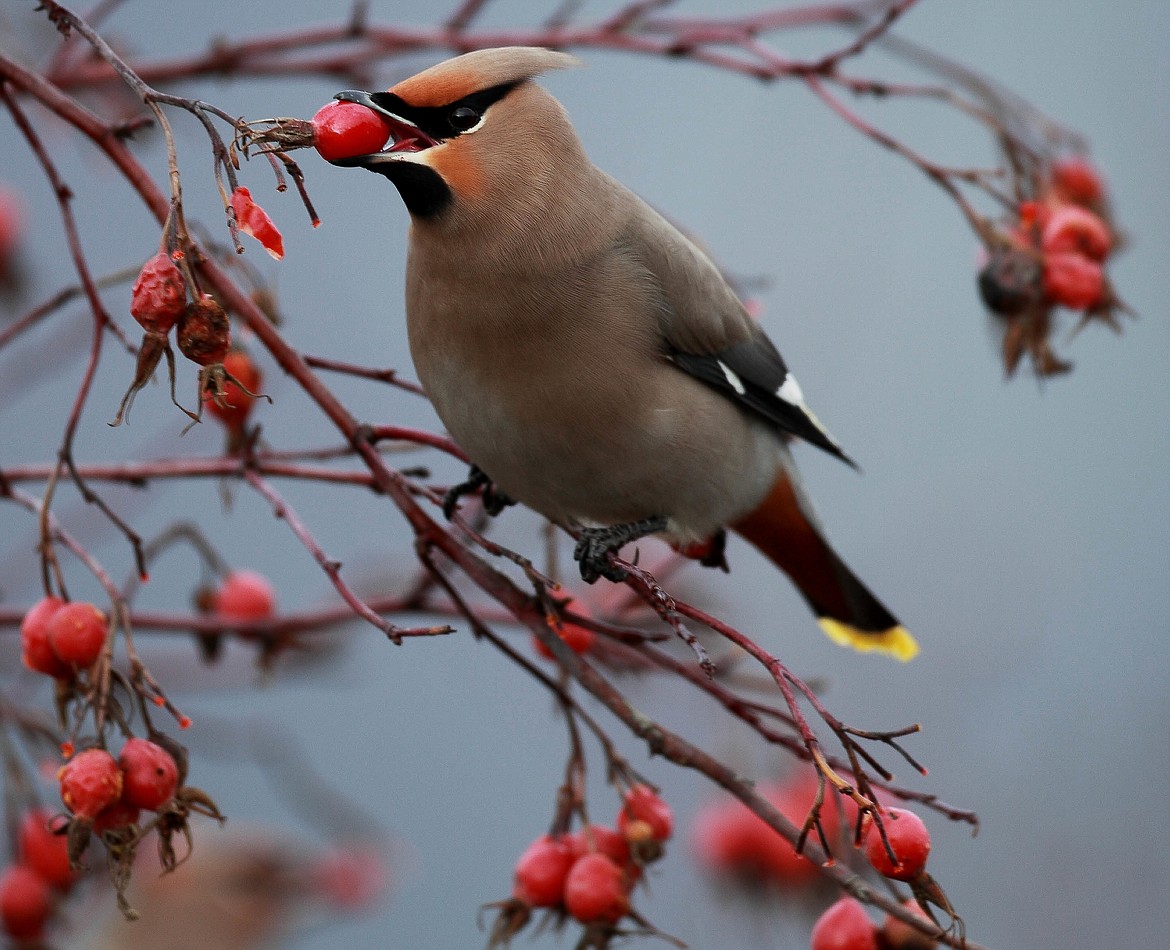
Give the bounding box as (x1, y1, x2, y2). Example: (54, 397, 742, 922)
(58, 740, 179, 836)
(978, 156, 1124, 376)
(116, 235, 268, 437)
(0, 808, 76, 944)
(20, 596, 108, 679)
(493, 785, 672, 944)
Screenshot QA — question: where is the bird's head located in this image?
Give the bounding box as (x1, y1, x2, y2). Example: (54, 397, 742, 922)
(329, 47, 583, 221)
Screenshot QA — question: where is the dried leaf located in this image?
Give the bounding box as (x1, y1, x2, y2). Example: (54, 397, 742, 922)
(230, 186, 284, 260)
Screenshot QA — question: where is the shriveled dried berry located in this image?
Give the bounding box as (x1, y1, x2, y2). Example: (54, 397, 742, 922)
(977, 248, 1042, 316)
(177, 295, 231, 366)
(130, 251, 186, 334)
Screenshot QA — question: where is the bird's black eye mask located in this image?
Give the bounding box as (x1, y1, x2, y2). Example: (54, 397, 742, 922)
(328, 81, 522, 218)
(333, 80, 521, 152)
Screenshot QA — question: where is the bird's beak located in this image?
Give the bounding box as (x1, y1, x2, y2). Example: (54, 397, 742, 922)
(328, 90, 438, 167)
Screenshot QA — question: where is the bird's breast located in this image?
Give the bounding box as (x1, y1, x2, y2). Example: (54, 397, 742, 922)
(403, 249, 777, 534)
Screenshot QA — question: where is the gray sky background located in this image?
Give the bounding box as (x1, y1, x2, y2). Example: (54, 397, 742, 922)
(2, 1, 1168, 948)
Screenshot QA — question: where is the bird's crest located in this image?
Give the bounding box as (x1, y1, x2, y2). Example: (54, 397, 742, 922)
(389, 47, 581, 107)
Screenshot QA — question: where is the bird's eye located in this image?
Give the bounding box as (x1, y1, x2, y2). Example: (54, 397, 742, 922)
(448, 106, 481, 133)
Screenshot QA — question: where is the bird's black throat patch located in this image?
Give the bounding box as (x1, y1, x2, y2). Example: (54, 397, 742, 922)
(365, 161, 452, 218)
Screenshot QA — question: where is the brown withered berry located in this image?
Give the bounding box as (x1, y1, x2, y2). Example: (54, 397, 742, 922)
(177, 295, 231, 366)
(977, 248, 1042, 316)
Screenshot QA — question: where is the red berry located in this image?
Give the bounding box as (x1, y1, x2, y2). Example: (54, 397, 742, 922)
(46, 601, 107, 668)
(1015, 200, 1051, 235)
(1041, 205, 1112, 261)
(863, 808, 931, 882)
(20, 596, 71, 679)
(58, 748, 123, 820)
(1042, 252, 1104, 310)
(568, 825, 632, 868)
(204, 349, 263, 431)
(312, 844, 389, 909)
(563, 853, 630, 926)
(312, 101, 393, 162)
(92, 800, 141, 836)
(533, 596, 596, 659)
(18, 809, 75, 891)
(118, 738, 179, 810)
(130, 251, 187, 334)
(0, 186, 25, 260)
(881, 900, 939, 949)
(810, 896, 879, 950)
(1051, 156, 1105, 206)
(691, 777, 827, 885)
(512, 834, 574, 908)
(0, 865, 53, 942)
(617, 785, 673, 842)
(177, 294, 231, 366)
(213, 570, 276, 622)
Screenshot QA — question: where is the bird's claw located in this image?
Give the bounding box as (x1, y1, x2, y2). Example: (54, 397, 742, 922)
(443, 465, 514, 519)
(482, 484, 516, 517)
(573, 533, 630, 584)
(572, 516, 668, 584)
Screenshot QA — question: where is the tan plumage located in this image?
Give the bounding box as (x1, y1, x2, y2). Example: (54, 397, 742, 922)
(332, 48, 917, 660)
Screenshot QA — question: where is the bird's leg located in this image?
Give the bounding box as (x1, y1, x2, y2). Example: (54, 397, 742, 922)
(574, 516, 669, 583)
(442, 464, 515, 519)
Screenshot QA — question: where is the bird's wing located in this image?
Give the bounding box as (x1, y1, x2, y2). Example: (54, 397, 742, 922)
(618, 194, 855, 467)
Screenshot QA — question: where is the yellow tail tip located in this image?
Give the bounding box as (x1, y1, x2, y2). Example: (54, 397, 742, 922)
(817, 618, 919, 662)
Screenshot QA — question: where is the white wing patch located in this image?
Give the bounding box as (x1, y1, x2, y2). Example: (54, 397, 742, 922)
(718, 360, 747, 395)
(777, 373, 805, 406)
(778, 372, 843, 450)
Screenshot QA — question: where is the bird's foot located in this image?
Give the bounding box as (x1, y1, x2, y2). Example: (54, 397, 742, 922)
(442, 465, 515, 519)
(573, 517, 668, 584)
(482, 482, 516, 517)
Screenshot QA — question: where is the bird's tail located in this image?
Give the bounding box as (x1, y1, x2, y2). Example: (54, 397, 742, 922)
(730, 468, 918, 661)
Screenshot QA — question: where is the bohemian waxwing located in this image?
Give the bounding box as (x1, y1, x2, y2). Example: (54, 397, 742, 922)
(329, 47, 917, 661)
